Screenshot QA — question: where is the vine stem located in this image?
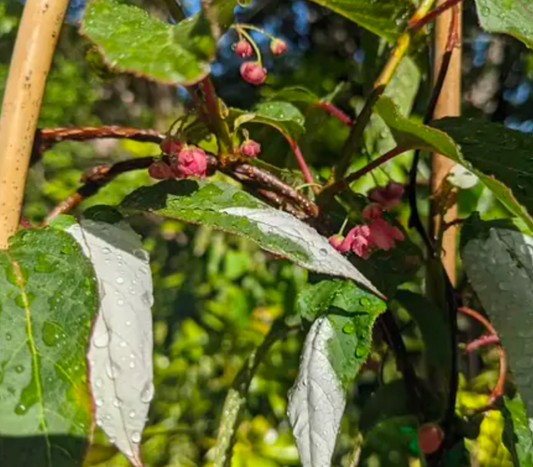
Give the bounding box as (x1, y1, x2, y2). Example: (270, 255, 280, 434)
(333, 0, 436, 181)
(409, 0, 464, 31)
(0, 0, 70, 248)
(213, 321, 289, 467)
(324, 146, 407, 198)
(314, 101, 352, 126)
(459, 307, 506, 403)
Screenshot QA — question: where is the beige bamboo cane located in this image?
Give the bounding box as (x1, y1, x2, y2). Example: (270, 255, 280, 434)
(0, 0, 70, 249)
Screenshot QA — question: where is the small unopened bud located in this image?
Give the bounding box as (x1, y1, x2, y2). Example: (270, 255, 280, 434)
(233, 40, 253, 58)
(149, 161, 176, 180)
(417, 424, 444, 455)
(240, 61, 267, 86)
(240, 139, 261, 158)
(160, 139, 183, 156)
(270, 38, 287, 56)
(175, 146, 208, 178)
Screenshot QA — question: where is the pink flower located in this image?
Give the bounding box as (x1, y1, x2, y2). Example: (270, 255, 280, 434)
(233, 40, 253, 58)
(240, 61, 267, 85)
(362, 203, 383, 221)
(149, 161, 176, 180)
(347, 225, 371, 258)
(328, 234, 348, 252)
(160, 139, 183, 156)
(240, 139, 261, 158)
(368, 181, 404, 210)
(174, 146, 208, 178)
(367, 218, 404, 251)
(270, 39, 287, 55)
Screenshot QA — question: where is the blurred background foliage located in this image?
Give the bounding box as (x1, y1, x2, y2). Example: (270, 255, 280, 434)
(1, 0, 533, 465)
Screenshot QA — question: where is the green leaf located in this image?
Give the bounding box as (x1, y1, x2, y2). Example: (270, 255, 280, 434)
(475, 0, 533, 50)
(462, 225, 533, 418)
(121, 180, 382, 296)
(229, 101, 306, 139)
(210, 0, 238, 30)
(376, 96, 533, 231)
(266, 86, 319, 104)
(81, 0, 216, 85)
(501, 395, 533, 467)
(394, 291, 451, 371)
(0, 228, 98, 467)
(296, 279, 385, 322)
(307, 0, 415, 42)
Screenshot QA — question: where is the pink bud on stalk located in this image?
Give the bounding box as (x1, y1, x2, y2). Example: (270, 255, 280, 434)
(270, 38, 287, 55)
(160, 139, 183, 156)
(240, 61, 267, 85)
(174, 146, 208, 178)
(233, 40, 253, 58)
(240, 139, 261, 158)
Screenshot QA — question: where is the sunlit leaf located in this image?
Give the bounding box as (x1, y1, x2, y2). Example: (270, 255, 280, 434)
(121, 180, 382, 297)
(67, 220, 154, 467)
(502, 395, 533, 467)
(0, 228, 98, 466)
(81, 0, 216, 85)
(475, 0, 533, 50)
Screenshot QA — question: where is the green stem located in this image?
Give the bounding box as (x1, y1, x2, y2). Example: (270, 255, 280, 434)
(235, 27, 263, 65)
(233, 23, 277, 41)
(213, 321, 289, 467)
(333, 0, 436, 181)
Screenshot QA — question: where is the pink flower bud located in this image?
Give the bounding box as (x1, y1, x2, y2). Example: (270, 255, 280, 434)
(175, 146, 208, 178)
(160, 139, 183, 156)
(270, 38, 287, 56)
(368, 181, 405, 210)
(240, 61, 267, 86)
(328, 234, 346, 251)
(362, 203, 383, 221)
(367, 218, 404, 251)
(149, 161, 176, 180)
(346, 225, 371, 258)
(233, 40, 253, 58)
(240, 139, 261, 158)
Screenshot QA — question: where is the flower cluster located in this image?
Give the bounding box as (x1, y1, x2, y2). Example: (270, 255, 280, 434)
(231, 25, 287, 86)
(329, 181, 405, 259)
(149, 139, 208, 180)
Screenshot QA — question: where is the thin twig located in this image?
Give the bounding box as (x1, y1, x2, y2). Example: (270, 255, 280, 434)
(459, 306, 506, 403)
(324, 146, 407, 199)
(39, 126, 165, 150)
(314, 101, 352, 127)
(409, 0, 464, 31)
(465, 334, 500, 352)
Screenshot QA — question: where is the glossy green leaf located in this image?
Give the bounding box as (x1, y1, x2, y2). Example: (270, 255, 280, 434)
(376, 96, 533, 230)
(121, 180, 381, 296)
(462, 225, 533, 418)
(307, 0, 415, 42)
(210, 0, 238, 30)
(266, 86, 319, 104)
(501, 396, 533, 467)
(394, 291, 451, 371)
(296, 279, 385, 322)
(230, 101, 306, 139)
(81, 0, 216, 85)
(475, 0, 533, 50)
(0, 228, 98, 467)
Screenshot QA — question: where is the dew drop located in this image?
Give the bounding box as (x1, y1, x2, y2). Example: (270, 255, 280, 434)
(15, 403, 26, 415)
(359, 297, 371, 307)
(95, 398, 103, 407)
(129, 410, 136, 418)
(125, 320, 132, 327)
(5, 333, 12, 341)
(116, 277, 125, 285)
(140, 382, 154, 403)
(93, 330, 110, 348)
(120, 341, 127, 348)
(342, 322, 355, 334)
(95, 379, 103, 388)
(102, 247, 111, 255)
(15, 365, 24, 374)
(129, 361, 136, 369)
(105, 362, 121, 380)
(117, 299, 125, 306)
(131, 431, 142, 443)
(319, 248, 328, 256)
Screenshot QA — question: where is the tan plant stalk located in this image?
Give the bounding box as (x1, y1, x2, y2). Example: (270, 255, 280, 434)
(0, 0, 70, 249)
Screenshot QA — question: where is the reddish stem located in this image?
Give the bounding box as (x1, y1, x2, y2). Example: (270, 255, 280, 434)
(324, 146, 407, 197)
(280, 131, 318, 194)
(459, 306, 506, 403)
(408, 0, 464, 31)
(314, 102, 352, 127)
(465, 334, 500, 353)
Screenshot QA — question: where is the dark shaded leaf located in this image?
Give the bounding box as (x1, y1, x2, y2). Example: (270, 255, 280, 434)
(501, 395, 533, 467)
